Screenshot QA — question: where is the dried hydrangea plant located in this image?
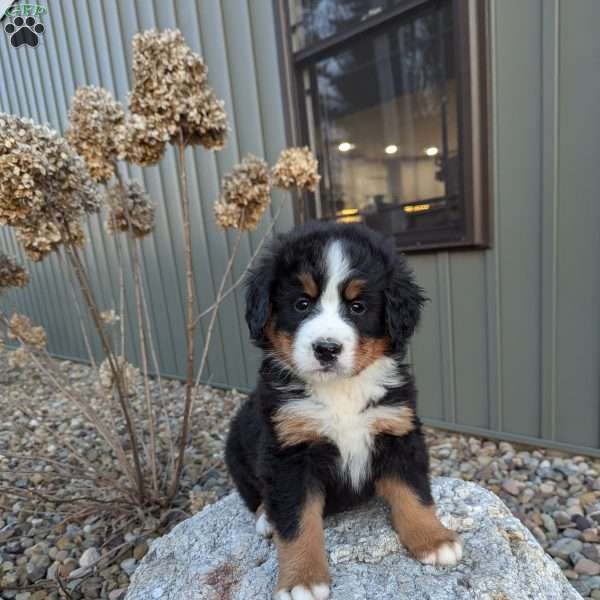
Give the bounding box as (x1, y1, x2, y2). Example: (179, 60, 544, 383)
(0, 114, 99, 260)
(271, 146, 321, 192)
(7, 313, 47, 349)
(66, 86, 125, 183)
(104, 181, 155, 238)
(214, 155, 270, 231)
(129, 29, 227, 149)
(98, 355, 140, 397)
(214, 148, 320, 231)
(99, 309, 120, 326)
(116, 114, 167, 167)
(0, 254, 28, 291)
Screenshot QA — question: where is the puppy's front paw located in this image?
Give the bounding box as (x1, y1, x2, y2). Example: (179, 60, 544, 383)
(419, 537, 463, 567)
(274, 582, 330, 600)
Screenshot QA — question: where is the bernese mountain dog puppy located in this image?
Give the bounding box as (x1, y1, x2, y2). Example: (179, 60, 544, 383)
(226, 222, 462, 599)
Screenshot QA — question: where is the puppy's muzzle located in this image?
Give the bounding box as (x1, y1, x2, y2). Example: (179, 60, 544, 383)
(312, 338, 343, 365)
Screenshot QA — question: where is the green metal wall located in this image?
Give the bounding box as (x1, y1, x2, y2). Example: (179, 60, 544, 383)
(410, 0, 600, 454)
(1, 0, 599, 454)
(0, 0, 295, 390)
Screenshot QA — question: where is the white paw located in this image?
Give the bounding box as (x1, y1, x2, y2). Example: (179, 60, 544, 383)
(256, 512, 274, 538)
(274, 584, 330, 600)
(420, 539, 463, 566)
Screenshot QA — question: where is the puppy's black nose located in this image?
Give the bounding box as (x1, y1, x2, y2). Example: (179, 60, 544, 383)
(312, 339, 342, 364)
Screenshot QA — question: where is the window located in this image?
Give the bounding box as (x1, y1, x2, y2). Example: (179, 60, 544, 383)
(277, 0, 490, 251)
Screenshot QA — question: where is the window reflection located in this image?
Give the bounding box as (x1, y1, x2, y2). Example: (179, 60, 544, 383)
(290, 0, 402, 51)
(302, 1, 462, 241)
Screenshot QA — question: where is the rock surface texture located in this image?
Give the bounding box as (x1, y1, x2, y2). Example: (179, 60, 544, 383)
(126, 478, 581, 600)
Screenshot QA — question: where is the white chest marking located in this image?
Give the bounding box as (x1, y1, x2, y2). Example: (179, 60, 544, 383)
(277, 356, 404, 490)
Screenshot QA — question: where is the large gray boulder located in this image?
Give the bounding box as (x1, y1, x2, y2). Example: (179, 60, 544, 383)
(126, 478, 581, 600)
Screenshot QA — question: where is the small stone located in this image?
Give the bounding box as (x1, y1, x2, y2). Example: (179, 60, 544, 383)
(584, 530, 600, 543)
(563, 529, 583, 539)
(555, 511, 573, 527)
(583, 544, 600, 561)
(542, 514, 558, 537)
(133, 542, 148, 561)
(58, 559, 78, 578)
(540, 482, 555, 495)
(68, 566, 90, 579)
(120, 557, 137, 575)
(79, 547, 100, 568)
(575, 557, 600, 576)
(573, 515, 592, 531)
(548, 538, 584, 559)
(501, 479, 524, 496)
(56, 537, 72, 551)
(531, 525, 546, 544)
(109, 589, 127, 600)
(568, 504, 584, 517)
(581, 492, 598, 508)
(563, 569, 579, 580)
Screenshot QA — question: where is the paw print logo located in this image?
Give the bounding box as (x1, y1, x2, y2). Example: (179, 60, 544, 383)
(4, 16, 45, 48)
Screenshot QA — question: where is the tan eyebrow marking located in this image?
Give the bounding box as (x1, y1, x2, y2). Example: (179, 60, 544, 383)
(298, 272, 319, 298)
(344, 278, 367, 301)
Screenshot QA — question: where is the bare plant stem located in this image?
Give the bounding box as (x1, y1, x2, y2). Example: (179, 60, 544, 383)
(129, 235, 158, 493)
(63, 242, 145, 503)
(191, 198, 284, 327)
(193, 226, 243, 392)
(0, 311, 137, 493)
(57, 250, 97, 369)
(168, 134, 196, 501)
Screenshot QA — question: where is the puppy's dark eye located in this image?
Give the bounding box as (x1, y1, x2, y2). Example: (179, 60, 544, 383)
(350, 301, 366, 315)
(294, 297, 311, 313)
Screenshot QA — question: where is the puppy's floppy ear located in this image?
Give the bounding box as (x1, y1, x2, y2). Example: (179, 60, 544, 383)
(245, 251, 276, 343)
(384, 255, 427, 355)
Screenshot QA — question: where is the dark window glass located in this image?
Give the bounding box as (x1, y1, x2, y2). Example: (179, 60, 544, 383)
(300, 1, 463, 245)
(289, 0, 406, 51)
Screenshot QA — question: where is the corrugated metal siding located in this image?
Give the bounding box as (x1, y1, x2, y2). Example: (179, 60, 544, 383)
(0, 0, 294, 390)
(1, 0, 599, 454)
(411, 0, 600, 454)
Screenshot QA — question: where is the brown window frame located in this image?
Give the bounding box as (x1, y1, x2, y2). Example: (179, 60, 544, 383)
(274, 0, 491, 252)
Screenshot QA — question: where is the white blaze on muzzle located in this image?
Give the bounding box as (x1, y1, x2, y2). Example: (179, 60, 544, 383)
(292, 240, 357, 380)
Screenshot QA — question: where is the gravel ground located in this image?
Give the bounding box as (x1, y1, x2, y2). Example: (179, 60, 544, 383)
(1, 349, 600, 599)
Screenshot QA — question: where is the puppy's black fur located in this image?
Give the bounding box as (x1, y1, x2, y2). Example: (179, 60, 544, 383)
(225, 223, 456, 596)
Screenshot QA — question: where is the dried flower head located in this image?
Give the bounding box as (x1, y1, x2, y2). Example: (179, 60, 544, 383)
(15, 220, 85, 262)
(100, 310, 120, 326)
(66, 86, 125, 182)
(129, 29, 227, 148)
(98, 356, 139, 396)
(189, 488, 218, 513)
(7, 313, 47, 349)
(0, 114, 99, 259)
(0, 254, 28, 290)
(214, 155, 270, 231)
(116, 114, 166, 167)
(8, 347, 32, 369)
(104, 181, 155, 238)
(271, 147, 320, 192)
(185, 87, 228, 150)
